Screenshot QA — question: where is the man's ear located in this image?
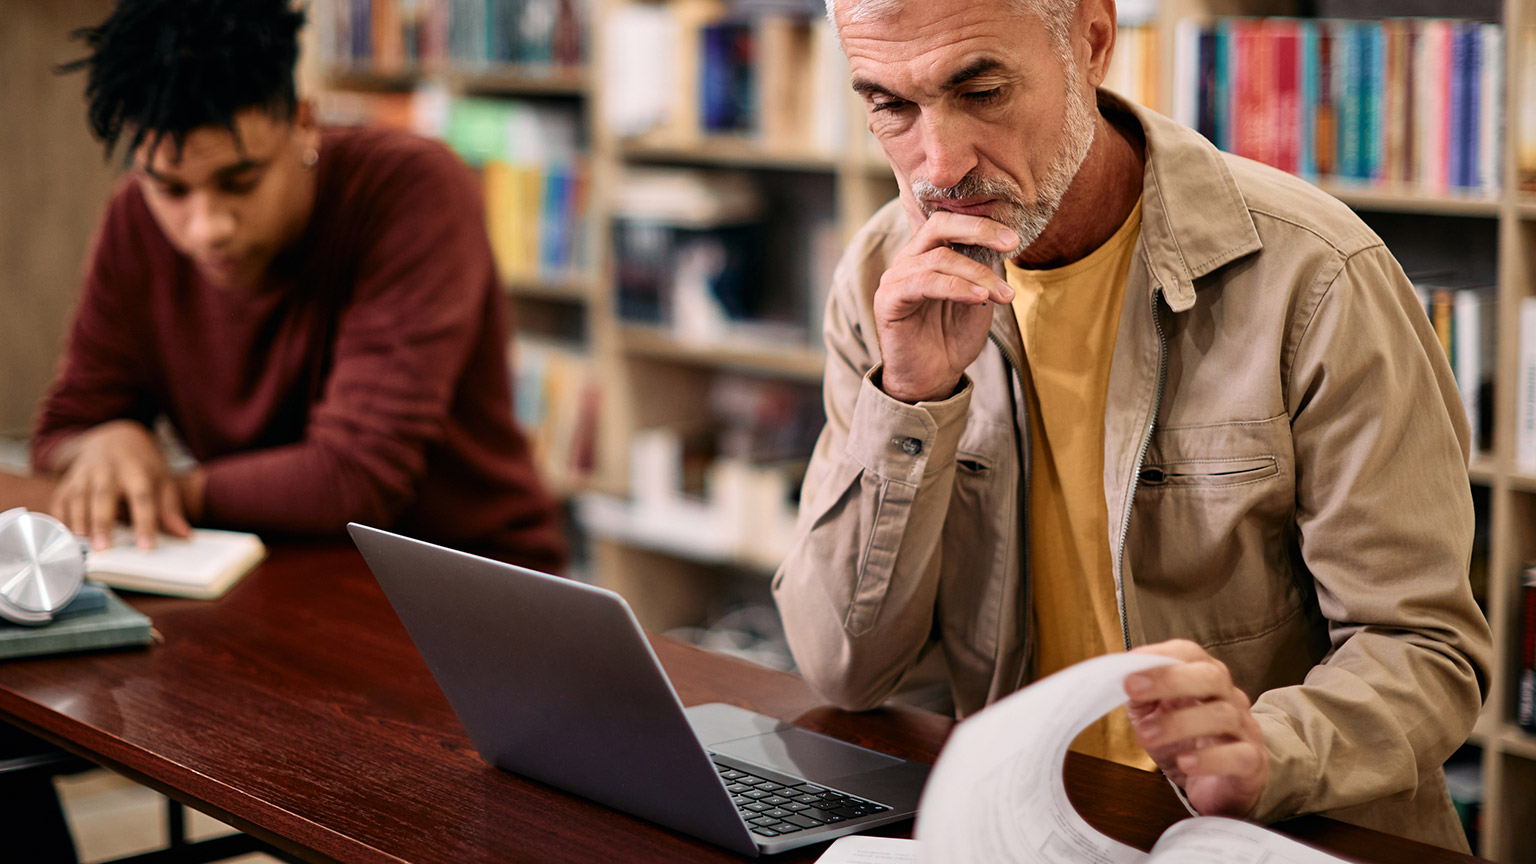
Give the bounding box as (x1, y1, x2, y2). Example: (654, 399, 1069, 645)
(293, 99, 321, 151)
(1078, 0, 1117, 90)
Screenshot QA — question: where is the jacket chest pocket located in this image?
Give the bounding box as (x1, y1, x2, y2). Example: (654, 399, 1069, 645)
(1126, 413, 1301, 646)
(1138, 455, 1279, 487)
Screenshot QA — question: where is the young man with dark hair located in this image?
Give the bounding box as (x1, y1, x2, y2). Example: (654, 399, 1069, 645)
(2, 4, 564, 856)
(11, 0, 564, 571)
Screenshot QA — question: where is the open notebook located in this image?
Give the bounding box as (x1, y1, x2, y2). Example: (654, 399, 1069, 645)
(87, 528, 266, 599)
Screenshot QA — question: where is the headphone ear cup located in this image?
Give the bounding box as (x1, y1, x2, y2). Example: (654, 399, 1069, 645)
(0, 508, 87, 626)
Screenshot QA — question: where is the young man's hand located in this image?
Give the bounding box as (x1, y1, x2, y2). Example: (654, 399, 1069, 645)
(1124, 639, 1271, 818)
(873, 211, 1018, 403)
(48, 420, 193, 550)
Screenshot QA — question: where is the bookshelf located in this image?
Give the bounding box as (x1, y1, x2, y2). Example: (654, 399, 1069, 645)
(314, 0, 1536, 858)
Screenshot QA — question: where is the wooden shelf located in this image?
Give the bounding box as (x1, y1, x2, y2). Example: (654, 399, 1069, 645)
(1469, 458, 1498, 486)
(1315, 180, 1503, 217)
(450, 67, 589, 96)
(1518, 196, 1536, 219)
(321, 64, 589, 96)
(505, 273, 595, 302)
(619, 137, 843, 172)
(617, 326, 826, 382)
(1507, 471, 1536, 495)
(1500, 727, 1536, 762)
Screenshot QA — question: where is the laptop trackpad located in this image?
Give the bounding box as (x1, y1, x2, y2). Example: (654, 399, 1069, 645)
(712, 727, 903, 781)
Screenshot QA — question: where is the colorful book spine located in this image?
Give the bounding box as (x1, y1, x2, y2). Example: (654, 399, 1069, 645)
(1519, 566, 1536, 732)
(1173, 16, 1501, 195)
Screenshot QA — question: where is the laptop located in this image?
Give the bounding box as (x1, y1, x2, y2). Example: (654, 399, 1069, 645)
(348, 524, 930, 856)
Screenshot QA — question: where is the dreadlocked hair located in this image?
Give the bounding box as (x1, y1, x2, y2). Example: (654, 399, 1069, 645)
(59, 0, 307, 162)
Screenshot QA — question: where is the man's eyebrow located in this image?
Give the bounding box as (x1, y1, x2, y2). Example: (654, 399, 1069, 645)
(941, 57, 1007, 91)
(851, 57, 1009, 101)
(213, 159, 268, 180)
(851, 76, 899, 100)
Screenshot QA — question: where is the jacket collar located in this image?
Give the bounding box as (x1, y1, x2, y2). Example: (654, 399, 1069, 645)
(1101, 90, 1262, 313)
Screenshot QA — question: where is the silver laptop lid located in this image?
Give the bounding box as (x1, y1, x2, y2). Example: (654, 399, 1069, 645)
(348, 523, 759, 856)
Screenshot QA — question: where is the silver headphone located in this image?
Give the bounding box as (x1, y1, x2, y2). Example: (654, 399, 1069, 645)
(0, 508, 86, 626)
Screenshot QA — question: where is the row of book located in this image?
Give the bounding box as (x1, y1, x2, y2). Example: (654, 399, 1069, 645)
(602, 3, 848, 153)
(440, 97, 590, 281)
(319, 89, 591, 282)
(316, 0, 587, 74)
(1419, 284, 1495, 456)
(1104, 24, 1162, 113)
(1171, 17, 1504, 194)
(510, 339, 600, 493)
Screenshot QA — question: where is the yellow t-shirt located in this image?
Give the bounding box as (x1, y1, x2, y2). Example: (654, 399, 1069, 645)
(1006, 197, 1153, 770)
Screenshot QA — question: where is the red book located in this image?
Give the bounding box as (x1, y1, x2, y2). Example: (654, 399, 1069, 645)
(1270, 20, 1301, 175)
(1232, 20, 1269, 164)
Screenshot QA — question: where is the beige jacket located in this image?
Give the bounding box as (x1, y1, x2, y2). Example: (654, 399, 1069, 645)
(772, 93, 1491, 850)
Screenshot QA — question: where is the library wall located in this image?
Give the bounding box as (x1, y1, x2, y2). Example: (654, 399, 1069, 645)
(0, 0, 119, 437)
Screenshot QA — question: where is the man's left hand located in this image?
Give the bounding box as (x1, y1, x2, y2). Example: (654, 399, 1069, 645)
(1124, 639, 1270, 818)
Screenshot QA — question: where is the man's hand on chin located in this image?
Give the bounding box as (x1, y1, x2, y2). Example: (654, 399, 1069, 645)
(1124, 639, 1270, 817)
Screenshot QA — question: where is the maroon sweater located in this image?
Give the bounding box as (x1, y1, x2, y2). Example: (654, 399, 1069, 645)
(34, 126, 566, 572)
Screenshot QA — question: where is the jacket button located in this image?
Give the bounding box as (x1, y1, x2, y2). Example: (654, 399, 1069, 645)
(897, 437, 922, 456)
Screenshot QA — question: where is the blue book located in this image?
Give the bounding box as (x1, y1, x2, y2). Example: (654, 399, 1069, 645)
(0, 586, 152, 661)
(1462, 23, 1482, 189)
(1214, 20, 1233, 151)
(1361, 23, 1384, 181)
(1299, 20, 1318, 178)
(1448, 22, 1468, 190)
(1197, 27, 1218, 143)
(1336, 21, 1360, 179)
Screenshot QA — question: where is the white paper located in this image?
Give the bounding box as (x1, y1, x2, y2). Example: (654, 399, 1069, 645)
(1148, 817, 1346, 864)
(915, 653, 1175, 864)
(913, 653, 1349, 864)
(814, 835, 921, 863)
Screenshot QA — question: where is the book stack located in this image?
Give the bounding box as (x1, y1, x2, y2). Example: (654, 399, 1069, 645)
(510, 338, 600, 493)
(439, 98, 589, 282)
(316, 0, 588, 73)
(0, 584, 152, 661)
(1104, 23, 1161, 110)
(601, 5, 847, 154)
(1414, 283, 1496, 455)
(1172, 17, 1504, 195)
(610, 167, 765, 335)
(1518, 565, 1536, 733)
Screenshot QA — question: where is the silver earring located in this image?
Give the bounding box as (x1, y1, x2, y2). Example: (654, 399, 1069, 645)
(302, 148, 319, 168)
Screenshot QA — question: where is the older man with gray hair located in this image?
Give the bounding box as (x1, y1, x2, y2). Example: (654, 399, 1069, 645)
(772, 0, 1491, 850)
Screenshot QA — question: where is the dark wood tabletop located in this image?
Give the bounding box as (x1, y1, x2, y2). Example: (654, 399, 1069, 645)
(0, 543, 1485, 863)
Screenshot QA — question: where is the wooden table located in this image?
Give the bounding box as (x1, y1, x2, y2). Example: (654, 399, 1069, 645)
(0, 544, 1484, 863)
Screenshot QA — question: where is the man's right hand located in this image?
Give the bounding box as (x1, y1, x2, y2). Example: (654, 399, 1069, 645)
(873, 211, 1019, 403)
(48, 420, 191, 550)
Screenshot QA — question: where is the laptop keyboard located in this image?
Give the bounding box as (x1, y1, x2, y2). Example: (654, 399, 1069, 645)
(712, 760, 892, 838)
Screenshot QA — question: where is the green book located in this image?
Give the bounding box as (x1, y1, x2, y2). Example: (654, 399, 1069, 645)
(0, 586, 152, 660)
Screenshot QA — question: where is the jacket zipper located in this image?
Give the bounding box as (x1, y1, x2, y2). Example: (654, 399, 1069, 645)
(1114, 287, 1168, 652)
(987, 330, 1034, 691)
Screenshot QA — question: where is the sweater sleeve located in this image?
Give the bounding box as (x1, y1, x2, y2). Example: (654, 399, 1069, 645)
(32, 186, 160, 473)
(199, 145, 499, 534)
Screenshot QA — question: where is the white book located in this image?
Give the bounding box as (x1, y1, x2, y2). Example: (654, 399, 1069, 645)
(86, 529, 265, 600)
(820, 654, 1349, 863)
(1517, 297, 1536, 472)
(1453, 288, 1496, 455)
(1478, 25, 1503, 195)
(1172, 19, 1200, 131)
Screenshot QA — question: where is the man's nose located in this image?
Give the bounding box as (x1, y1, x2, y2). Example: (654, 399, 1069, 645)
(919, 113, 979, 191)
(186, 193, 236, 249)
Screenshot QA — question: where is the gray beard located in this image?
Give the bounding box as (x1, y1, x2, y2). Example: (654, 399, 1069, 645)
(914, 84, 1097, 267)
